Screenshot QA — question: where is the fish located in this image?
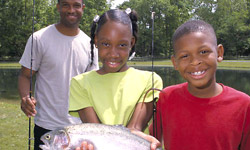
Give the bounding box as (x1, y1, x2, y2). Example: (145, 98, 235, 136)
(39, 123, 162, 150)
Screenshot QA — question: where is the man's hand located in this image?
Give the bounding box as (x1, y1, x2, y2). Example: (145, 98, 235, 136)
(21, 95, 37, 117)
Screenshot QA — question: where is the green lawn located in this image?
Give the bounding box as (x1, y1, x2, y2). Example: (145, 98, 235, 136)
(0, 62, 21, 68)
(1, 60, 250, 70)
(0, 99, 34, 150)
(128, 60, 250, 70)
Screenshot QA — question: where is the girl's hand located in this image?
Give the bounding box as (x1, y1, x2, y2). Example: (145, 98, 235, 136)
(75, 141, 94, 150)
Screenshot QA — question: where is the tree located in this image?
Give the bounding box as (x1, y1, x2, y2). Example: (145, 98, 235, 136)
(0, 0, 34, 58)
(191, 0, 250, 57)
(1, 0, 249, 59)
(80, 0, 109, 36)
(119, 0, 193, 58)
(0, 0, 108, 60)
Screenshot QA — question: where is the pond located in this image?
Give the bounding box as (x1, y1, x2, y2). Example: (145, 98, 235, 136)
(137, 66, 250, 95)
(0, 67, 249, 100)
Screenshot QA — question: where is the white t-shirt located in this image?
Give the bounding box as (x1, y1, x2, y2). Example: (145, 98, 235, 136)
(19, 24, 99, 130)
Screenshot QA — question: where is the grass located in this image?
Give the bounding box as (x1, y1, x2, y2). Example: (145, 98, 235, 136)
(0, 62, 21, 68)
(1, 60, 250, 70)
(129, 60, 250, 70)
(0, 99, 34, 150)
(217, 60, 250, 69)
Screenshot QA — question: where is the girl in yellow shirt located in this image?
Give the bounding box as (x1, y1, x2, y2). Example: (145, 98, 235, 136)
(69, 8, 163, 150)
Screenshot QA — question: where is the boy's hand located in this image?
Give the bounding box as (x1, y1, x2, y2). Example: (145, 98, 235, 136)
(131, 130, 161, 150)
(20, 95, 37, 117)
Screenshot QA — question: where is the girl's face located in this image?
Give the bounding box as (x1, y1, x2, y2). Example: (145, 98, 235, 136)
(95, 21, 135, 74)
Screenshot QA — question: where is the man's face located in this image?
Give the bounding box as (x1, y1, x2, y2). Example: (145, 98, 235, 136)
(57, 0, 85, 28)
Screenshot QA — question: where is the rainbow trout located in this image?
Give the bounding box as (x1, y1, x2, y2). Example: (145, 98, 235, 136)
(40, 123, 162, 150)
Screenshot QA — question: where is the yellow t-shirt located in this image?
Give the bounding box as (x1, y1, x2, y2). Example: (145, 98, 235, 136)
(69, 67, 163, 126)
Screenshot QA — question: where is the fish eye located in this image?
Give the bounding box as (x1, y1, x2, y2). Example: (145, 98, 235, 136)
(45, 134, 51, 140)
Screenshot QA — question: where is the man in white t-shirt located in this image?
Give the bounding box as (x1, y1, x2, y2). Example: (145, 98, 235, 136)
(18, 0, 98, 149)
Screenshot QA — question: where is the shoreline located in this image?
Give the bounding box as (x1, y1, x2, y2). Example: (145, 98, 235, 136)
(1, 60, 250, 70)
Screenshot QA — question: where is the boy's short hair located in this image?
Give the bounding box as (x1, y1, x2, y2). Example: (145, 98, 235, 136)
(172, 20, 217, 51)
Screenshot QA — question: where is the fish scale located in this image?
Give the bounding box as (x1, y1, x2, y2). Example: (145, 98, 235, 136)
(40, 123, 162, 150)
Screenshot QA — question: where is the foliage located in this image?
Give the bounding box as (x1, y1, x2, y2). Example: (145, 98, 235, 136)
(80, 0, 109, 35)
(192, 0, 250, 57)
(0, 0, 249, 59)
(119, 0, 192, 58)
(119, 0, 250, 58)
(0, 0, 31, 58)
(0, 0, 108, 60)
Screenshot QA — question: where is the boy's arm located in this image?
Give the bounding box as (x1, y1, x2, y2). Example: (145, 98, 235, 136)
(240, 104, 250, 150)
(150, 100, 163, 142)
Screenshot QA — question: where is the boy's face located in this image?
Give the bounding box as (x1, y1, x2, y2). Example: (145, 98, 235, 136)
(171, 31, 224, 90)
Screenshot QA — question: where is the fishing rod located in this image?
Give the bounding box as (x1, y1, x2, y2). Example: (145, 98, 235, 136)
(151, 11, 158, 138)
(28, 0, 35, 150)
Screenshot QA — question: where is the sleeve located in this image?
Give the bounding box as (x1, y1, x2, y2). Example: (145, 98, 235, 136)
(240, 102, 250, 150)
(69, 76, 92, 117)
(19, 35, 41, 71)
(139, 72, 163, 103)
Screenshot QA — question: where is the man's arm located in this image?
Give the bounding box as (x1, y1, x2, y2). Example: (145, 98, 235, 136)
(18, 66, 37, 117)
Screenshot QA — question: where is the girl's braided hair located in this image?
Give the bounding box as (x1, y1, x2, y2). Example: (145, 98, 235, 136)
(90, 9, 138, 65)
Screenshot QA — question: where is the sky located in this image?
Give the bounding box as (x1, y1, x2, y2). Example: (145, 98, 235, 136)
(108, 0, 129, 9)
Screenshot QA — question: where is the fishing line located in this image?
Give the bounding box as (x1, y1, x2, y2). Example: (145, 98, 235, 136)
(151, 11, 158, 138)
(28, 0, 35, 150)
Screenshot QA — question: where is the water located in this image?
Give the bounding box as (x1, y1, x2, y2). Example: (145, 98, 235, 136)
(135, 66, 250, 95)
(0, 68, 21, 100)
(0, 67, 249, 100)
